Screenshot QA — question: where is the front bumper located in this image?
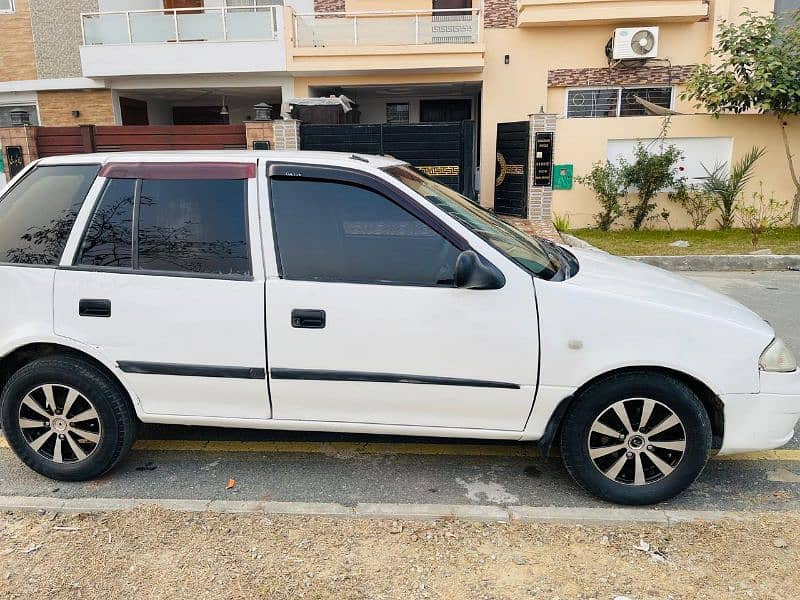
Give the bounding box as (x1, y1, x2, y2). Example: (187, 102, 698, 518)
(718, 369, 800, 455)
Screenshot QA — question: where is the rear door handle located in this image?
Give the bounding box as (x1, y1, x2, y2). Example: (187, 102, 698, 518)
(79, 299, 111, 318)
(291, 309, 326, 329)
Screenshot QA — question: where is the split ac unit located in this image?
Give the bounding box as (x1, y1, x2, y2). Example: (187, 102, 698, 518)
(611, 27, 659, 60)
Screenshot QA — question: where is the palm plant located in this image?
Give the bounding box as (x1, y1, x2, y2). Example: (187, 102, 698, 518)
(701, 146, 766, 229)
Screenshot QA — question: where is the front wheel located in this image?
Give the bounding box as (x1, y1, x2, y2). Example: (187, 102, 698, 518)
(560, 372, 712, 505)
(0, 355, 137, 481)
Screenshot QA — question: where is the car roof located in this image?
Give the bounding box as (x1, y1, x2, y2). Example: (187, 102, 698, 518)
(35, 150, 407, 170)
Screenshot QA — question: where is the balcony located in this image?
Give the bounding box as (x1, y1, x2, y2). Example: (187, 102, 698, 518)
(288, 9, 485, 74)
(517, 0, 709, 27)
(79, 5, 287, 78)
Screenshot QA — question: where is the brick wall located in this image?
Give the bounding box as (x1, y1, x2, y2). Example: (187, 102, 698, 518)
(273, 120, 300, 151)
(547, 64, 696, 87)
(245, 122, 276, 150)
(0, 0, 38, 82)
(37, 90, 116, 127)
(315, 0, 345, 11)
(483, 0, 516, 28)
(30, 0, 98, 79)
(0, 126, 39, 174)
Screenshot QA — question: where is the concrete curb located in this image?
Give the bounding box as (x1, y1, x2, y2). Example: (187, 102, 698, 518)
(0, 495, 749, 526)
(627, 254, 800, 272)
(561, 233, 800, 271)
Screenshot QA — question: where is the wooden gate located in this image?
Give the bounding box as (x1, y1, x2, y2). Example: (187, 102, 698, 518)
(299, 121, 476, 199)
(36, 125, 247, 157)
(493, 121, 530, 218)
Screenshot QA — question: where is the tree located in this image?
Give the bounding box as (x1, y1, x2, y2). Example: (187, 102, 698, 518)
(620, 142, 685, 230)
(682, 9, 800, 226)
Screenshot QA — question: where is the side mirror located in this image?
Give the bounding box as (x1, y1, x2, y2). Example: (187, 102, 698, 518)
(454, 250, 506, 290)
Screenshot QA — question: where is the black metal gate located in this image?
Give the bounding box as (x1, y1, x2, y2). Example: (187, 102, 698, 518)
(494, 121, 530, 217)
(299, 121, 476, 199)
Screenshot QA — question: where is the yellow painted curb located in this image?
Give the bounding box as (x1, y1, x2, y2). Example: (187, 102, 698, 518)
(2, 435, 799, 461)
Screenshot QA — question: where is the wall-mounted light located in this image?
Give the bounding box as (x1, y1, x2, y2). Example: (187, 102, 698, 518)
(504, 54, 510, 65)
(71, 110, 81, 118)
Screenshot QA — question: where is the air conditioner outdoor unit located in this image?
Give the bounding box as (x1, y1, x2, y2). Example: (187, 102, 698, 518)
(611, 26, 659, 60)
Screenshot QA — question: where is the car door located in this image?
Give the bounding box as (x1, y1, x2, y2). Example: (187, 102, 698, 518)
(54, 161, 270, 420)
(264, 163, 539, 431)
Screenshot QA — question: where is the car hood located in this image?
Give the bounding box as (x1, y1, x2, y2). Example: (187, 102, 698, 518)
(564, 247, 773, 335)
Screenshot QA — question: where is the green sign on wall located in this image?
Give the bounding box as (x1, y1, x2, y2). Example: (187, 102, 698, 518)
(553, 164, 573, 190)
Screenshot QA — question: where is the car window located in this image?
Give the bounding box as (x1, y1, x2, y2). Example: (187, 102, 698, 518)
(0, 164, 99, 265)
(78, 178, 135, 268)
(137, 179, 250, 276)
(270, 178, 461, 286)
(384, 165, 560, 280)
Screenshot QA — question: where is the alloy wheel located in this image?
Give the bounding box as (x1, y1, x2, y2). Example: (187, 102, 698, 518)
(587, 397, 686, 486)
(17, 384, 102, 464)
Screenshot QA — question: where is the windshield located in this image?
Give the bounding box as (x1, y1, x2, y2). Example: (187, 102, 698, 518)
(384, 165, 560, 279)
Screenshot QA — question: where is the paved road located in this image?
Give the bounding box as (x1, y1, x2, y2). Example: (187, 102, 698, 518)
(0, 270, 798, 511)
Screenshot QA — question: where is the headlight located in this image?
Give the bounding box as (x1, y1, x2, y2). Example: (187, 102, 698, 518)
(759, 338, 797, 373)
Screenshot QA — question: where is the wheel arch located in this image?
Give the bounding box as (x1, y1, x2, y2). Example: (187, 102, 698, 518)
(0, 342, 138, 415)
(537, 366, 724, 458)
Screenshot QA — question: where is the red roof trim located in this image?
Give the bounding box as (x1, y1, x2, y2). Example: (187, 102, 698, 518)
(98, 162, 256, 180)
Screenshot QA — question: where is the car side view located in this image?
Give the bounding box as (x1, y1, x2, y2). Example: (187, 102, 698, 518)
(0, 151, 797, 505)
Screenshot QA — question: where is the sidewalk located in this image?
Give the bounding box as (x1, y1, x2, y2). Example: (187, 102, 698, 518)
(0, 506, 796, 599)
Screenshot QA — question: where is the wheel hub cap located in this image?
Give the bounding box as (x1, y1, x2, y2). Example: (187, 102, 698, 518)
(17, 384, 102, 464)
(587, 397, 687, 486)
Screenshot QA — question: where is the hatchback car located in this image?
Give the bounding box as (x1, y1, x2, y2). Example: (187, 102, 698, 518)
(0, 151, 797, 505)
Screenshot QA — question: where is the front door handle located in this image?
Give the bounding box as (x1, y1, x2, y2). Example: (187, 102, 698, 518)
(291, 309, 326, 329)
(79, 299, 111, 318)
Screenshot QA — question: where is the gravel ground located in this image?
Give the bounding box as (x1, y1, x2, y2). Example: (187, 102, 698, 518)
(0, 508, 798, 599)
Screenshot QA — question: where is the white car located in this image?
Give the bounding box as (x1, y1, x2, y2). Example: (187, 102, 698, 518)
(0, 152, 797, 505)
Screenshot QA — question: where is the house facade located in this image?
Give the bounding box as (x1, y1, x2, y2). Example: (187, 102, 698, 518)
(0, 0, 797, 228)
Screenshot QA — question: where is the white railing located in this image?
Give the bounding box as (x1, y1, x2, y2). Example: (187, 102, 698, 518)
(81, 5, 280, 46)
(293, 8, 481, 48)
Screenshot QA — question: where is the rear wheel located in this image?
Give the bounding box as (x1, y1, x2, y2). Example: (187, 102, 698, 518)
(0, 355, 137, 481)
(560, 372, 712, 505)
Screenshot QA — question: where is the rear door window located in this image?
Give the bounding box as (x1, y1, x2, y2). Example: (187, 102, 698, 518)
(77, 178, 135, 268)
(0, 164, 100, 265)
(75, 176, 251, 277)
(137, 179, 250, 276)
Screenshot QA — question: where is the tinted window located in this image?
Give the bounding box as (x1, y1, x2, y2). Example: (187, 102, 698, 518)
(385, 165, 559, 279)
(0, 164, 99, 265)
(137, 179, 250, 276)
(78, 178, 135, 268)
(270, 179, 460, 286)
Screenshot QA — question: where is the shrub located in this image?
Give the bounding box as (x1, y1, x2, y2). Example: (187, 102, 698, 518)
(670, 183, 716, 230)
(736, 183, 790, 247)
(620, 142, 685, 230)
(575, 161, 625, 231)
(552, 213, 571, 232)
(701, 146, 766, 230)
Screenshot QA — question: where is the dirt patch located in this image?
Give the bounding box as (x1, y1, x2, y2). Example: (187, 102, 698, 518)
(1, 507, 798, 599)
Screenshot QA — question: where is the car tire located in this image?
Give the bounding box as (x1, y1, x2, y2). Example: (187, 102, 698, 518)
(559, 372, 712, 505)
(0, 355, 137, 481)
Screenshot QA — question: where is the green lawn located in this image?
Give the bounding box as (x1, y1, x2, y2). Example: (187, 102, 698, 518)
(570, 227, 800, 256)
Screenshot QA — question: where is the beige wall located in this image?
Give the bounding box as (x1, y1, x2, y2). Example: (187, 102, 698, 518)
(37, 90, 116, 126)
(552, 114, 800, 229)
(0, 0, 38, 82)
(478, 20, 711, 207)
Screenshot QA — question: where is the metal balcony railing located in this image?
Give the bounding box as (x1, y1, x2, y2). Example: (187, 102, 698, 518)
(81, 5, 280, 46)
(293, 8, 482, 48)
